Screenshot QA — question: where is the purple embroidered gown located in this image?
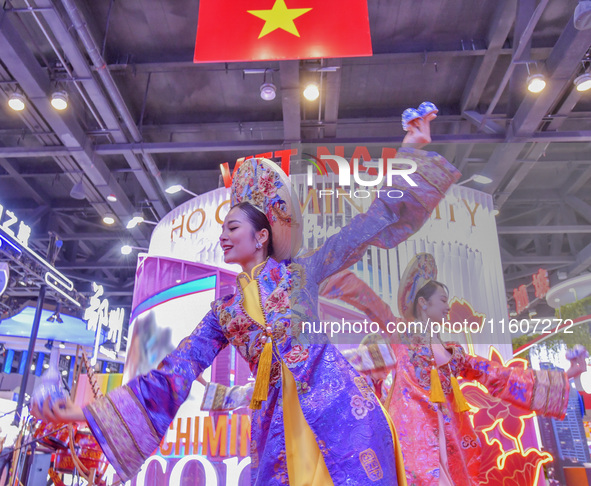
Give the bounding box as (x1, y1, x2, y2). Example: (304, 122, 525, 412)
(83, 148, 460, 485)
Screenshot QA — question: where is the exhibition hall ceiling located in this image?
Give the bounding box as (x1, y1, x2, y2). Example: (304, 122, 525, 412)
(1, 0, 591, 315)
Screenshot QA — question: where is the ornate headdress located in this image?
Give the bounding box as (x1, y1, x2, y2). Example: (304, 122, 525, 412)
(230, 157, 302, 261)
(397, 253, 438, 320)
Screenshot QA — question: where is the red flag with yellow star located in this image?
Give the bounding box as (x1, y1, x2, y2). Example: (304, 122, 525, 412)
(194, 0, 372, 62)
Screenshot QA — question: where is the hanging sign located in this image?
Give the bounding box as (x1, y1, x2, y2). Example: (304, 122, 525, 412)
(84, 283, 125, 365)
(0, 203, 80, 306)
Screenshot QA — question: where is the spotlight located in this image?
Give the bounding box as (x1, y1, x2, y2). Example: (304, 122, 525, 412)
(8, 93, 25, 111)
(260, 83, 277, 101)
(44, 339, 54, 350)
(303, 83, 319, 101)
(472, 174, 492, 185)
(70, 180, 86, 200)
(126, 213, 144, 229)
(51, 91, 68, 110)
(574, 73, 591, 92)
(103, 214, 116, 225)
(574, 1, 591, 30)
(492, 206, 500, 216)
(457, 174, 493, 186)
(121, 245, 147, 255)
(165, 184, 198, 197)
(527, 74, 546, 93)
(165, 184, 182, 194)
(107, 193, 118, 202)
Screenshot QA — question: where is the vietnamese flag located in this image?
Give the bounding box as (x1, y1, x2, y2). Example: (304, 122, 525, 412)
(194, 0, 372, 62)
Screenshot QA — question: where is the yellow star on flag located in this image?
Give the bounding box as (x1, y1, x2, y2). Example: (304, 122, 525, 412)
(248, 0, 312, 39)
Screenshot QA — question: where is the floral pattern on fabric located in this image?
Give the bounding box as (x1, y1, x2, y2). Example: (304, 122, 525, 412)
(284, 344, 309, 368)
(350, 395, 376, 420)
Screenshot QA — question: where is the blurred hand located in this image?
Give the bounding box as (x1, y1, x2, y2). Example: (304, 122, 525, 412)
(402, 118, 432, 146)
(566, 353, 587, 380)
(31, 397, 86, 424)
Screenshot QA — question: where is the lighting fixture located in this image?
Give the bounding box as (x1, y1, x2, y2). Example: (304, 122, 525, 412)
(574, 73, 591, 92)
(8, 93, 25, 111)
(107, 193, 118, 202)
(472, 174, 492, 184)
(574, 1, 591, 30)
(527, 74, 546, 93)
(61, 370, 68, 376)
(47, 306, 63, 324)
(121, 244, 147, 255)
(102, 214, 116, 225)
(51, 90, 68, 110)
(260, 82, 277, 101)
(492, 206, 500, 216)
(456, 174, 493, 186)
(126, 213, 144, 229)
(165, 184, 198, 197)
(165, 184, 183, 194)
(303, 83, 320, 101)
(70, 180, 86, 200)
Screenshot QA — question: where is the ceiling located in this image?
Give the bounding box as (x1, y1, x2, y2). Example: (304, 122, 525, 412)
(1, 0, 591, 319)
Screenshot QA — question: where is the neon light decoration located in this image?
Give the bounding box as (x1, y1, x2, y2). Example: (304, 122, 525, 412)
(461, 347, 553, 486)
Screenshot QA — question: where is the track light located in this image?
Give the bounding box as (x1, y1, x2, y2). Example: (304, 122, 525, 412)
(102, 214, 116, 225)
(51, 90, 68, 110)
(303, 83, 319, 101)
(527, 74, 546, 93)
(574, 73, 591, 92)
(260, 83, 277, 101)
(8, 93, 25, 111)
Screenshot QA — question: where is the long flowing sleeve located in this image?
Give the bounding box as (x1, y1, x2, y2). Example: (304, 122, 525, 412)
(83, 307, 229, 482)
(200, 381, 254, 411)
(341, 343, 397, 374)
(319, 270, 398, 331)
(459, 351, 570, 419)
(308, 148, 460, 284)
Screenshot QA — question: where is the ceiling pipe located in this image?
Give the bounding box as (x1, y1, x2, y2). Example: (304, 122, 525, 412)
(59, 0, 174, 213)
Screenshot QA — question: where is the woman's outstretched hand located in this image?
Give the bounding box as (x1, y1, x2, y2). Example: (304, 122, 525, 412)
(402, 117, 432, 147)
(31, 397, 86, 424)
